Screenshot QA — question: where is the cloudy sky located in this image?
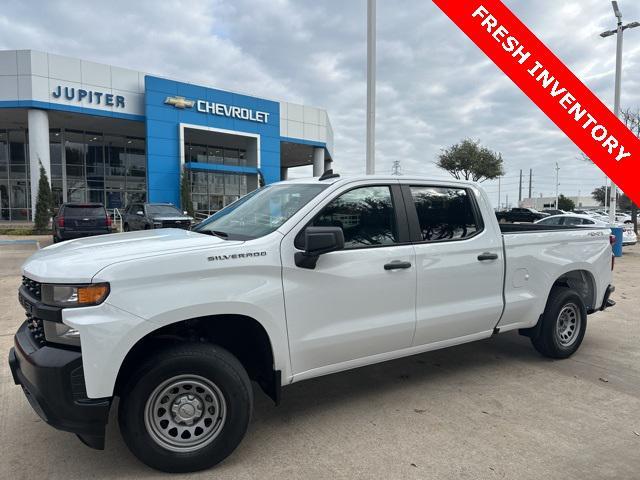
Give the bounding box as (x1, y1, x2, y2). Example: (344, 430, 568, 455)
(1, 0, 639, 207)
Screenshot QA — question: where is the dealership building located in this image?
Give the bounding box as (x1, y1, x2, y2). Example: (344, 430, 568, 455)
(0, 49, 334, 220)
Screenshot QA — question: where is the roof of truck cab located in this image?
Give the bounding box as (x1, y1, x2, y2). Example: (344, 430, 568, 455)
(278, 175, 477, 188)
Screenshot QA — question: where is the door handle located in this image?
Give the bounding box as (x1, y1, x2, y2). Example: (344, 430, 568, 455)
(384, 261, 412, 270)
(477, 252, 499, 261)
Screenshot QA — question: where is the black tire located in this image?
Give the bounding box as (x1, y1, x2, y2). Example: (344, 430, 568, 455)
(123, 223, 129, 232)
(531, 286, 587, 359)
(118, 343, 253, 473)
(52, 235, 58, 243)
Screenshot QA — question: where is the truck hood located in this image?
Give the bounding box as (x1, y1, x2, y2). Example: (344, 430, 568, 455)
(23, 229, 242, 283)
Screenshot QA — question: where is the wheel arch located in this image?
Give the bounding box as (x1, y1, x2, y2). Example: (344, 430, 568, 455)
(550, 268, 597, 312)
(114, 314, 281, 404)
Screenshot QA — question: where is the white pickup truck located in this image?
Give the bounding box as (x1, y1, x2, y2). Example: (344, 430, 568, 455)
(9, 174, 615, 472)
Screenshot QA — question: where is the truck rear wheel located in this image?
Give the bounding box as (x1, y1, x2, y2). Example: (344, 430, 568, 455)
(118, 343, 253, 473)
(531, 286, 587, 359)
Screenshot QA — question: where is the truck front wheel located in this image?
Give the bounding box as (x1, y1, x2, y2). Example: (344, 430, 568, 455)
(118, 343, 253, 473)
(531, 286, 587, 359)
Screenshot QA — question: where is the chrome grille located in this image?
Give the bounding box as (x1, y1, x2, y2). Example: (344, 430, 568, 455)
(22, 276, 41, 300)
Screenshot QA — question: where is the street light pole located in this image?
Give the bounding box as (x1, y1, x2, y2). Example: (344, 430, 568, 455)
(555, 162, 560, 209)
(366, 0, 376, 175)
(600, 1, 640, 223)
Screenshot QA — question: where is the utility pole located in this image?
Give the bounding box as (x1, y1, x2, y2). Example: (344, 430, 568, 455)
(600, 1, 639, 223)
(391, 160, 401, 175)
(497, 176, 501, 210)
(518, 169, 522, 205)
(366, 0, 376, 175)
(528, 169, 532, 199)
(555, 162, 560, 209)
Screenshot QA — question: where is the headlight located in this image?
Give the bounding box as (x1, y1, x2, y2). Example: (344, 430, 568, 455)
(43, 320, 81, 347)
(41, 283, 110, 307)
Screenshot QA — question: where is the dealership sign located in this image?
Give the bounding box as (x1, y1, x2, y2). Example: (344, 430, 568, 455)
(164, 95, 270, 123)
(51, 85, 126, 108)
(432, 0, 640, 206)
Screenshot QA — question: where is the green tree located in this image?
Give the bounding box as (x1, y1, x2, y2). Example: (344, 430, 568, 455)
(180, 171, 194, 217)
(618, 193, 632, 211)
(436, 139, 504, 182)
(557, 194, 575, 211)
(591, 186, 610, 206)
(33, 162, 53, 233)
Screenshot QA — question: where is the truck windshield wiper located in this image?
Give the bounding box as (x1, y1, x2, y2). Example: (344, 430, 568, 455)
(198, 229, 229, 239)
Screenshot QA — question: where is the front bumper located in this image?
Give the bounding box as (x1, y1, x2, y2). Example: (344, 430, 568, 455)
(8, 321, 111, 449)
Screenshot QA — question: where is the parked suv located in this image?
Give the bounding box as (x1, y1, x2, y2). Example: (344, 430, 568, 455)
(122, 203, 193, 231)
(52, 203, 112, 243)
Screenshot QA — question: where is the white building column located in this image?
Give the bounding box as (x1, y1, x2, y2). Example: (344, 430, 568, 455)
(312, 147, 325, 177)
(27, 109, 51, 220)
(324, 159, 333, 172)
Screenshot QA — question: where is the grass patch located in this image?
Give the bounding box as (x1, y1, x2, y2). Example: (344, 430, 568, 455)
(0, 228, 50, 235)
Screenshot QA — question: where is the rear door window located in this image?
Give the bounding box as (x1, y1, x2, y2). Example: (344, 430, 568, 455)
(409, 186, 481, 242)
(64, 205, 105, 217)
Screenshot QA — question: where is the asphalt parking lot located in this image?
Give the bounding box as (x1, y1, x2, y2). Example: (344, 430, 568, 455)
(1, 236, 639, 480)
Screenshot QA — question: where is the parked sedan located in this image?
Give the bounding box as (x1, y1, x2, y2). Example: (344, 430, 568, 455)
(122, 203, 193, 231)
(536, 214, 637, 246)
(535, 214, 608, 227)
(53, 203, 112, 242)
(622, 226, 637, 246)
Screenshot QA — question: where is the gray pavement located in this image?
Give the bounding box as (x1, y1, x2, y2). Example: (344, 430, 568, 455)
(1, 235, 639, 479)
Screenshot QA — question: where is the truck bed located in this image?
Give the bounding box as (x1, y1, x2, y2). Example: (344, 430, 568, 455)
(496, 223, 612, 333)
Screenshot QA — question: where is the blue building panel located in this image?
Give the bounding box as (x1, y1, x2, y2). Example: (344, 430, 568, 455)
(144, 75, 282, 205)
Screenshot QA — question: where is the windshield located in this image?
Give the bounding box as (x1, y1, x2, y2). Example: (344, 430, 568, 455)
(146, 205, 182, 216)
(194, 183, 328, 240)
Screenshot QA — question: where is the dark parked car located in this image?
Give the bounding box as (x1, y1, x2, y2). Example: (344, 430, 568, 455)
(495, 207, 549, 223)
(53, 203, 112, 243)
(122, 203, 193, 231)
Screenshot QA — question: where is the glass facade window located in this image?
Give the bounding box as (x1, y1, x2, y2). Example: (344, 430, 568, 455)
(55, 130, 146, 211)
(0, 129, 30, 221)
(185, 140, 247, 167)
(189, 170, 257, 215)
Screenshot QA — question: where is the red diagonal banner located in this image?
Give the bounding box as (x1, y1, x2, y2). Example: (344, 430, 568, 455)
(432, 0, 640, 206)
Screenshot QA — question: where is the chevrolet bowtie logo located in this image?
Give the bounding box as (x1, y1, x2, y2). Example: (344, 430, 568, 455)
(164, 96, 195, 109)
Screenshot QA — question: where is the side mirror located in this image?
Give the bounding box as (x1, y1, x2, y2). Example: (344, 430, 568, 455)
(136, 210, 144, 216)
(295, 226, 344, 269)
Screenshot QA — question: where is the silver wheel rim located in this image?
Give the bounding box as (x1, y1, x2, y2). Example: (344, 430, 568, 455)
(144, 374, 227, 452)
(555, 303, 581, 347)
